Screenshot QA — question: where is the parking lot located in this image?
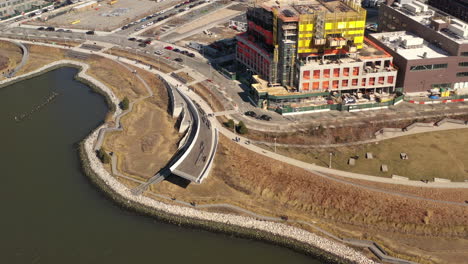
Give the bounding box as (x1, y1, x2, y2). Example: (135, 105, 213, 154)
(29, 0, 182, 31)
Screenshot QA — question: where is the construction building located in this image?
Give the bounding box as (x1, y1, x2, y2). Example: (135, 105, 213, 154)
(236, 0, 399, 112)
(375, 0, 468, 95)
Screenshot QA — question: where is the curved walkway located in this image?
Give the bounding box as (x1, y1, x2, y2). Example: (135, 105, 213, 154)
(3, 40, 29, 78)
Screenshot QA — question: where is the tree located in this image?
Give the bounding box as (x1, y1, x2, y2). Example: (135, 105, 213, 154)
(120, 97, 129, 110)
(224, 119, 235, 129)
(97, 148, 111, 164)
(236, 121, 248, 134)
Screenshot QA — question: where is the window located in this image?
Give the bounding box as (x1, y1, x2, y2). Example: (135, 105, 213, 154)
(387, 76, 394, 84)
(459, 62, 468, 67)
(343, 67, 349, 76)
(462, 52, 468, 56)
(342, 80, 348, 87)
(362, 78, 366, 86)
(332, 80, 339, 89)
(431, 83, 451, 89)
(313, 70, 320, 79)
(323, 69, 330, 78)
(313, 82, 320, 90)
(322, 81, 329, 89)
(333, 68, 340, 77)
(352, 79, 358, 86)
(302, 82, 310, 90)
(352, 67, 359, 76)
(369, 77, 375, 85)
(433, 64, 448, 69)
(410, 64, 448, 71)
(303, 70, 310, 80)
(378, 77, 385, 84)
(456, 72, 468, 77)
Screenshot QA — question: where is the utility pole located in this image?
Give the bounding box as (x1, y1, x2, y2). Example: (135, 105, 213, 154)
(329, 152, 333, 168)
(274, 137, 277, 153)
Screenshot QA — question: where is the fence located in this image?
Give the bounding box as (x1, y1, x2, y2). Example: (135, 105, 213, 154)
(276, 96, 404, 114)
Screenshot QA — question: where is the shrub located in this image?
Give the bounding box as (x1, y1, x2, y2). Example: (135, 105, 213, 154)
(97, 148, 111, 164)
(119, 97, 129, 110)
(224, 119, 235, 129)
(236, 121, 248, 134)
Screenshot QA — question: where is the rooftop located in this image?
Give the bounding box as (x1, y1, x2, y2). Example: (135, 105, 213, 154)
(391, 0, 468, 43)
(260, 0, 363, 20)
(370, 31, 449, 60)
(302, 38, 393, 67)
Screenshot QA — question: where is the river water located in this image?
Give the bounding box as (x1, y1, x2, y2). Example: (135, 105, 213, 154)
(0, 67, 321, 264)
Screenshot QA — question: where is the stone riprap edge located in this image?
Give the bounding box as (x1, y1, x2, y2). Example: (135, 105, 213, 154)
(1, 60, 375, 264)
(78, 134, 359, 264)
(80, 128, 375, 264)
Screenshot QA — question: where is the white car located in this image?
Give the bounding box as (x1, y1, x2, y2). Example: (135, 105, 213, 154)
(154, 50, 164, 55)
(35, 10, 42, 15)
(146, 21, 153, 26)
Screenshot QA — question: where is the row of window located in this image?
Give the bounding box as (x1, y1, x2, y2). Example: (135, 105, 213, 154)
(1, 0, 29, 8)
(409, 64, 448, 71)
(301, 76, 395, 91)
(302, 67, 360, 80)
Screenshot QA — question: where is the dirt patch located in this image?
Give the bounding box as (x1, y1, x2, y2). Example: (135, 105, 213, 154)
(246, 114, 468, 145)
(173, 71, 195, 83)
(189, 82, 225, 112)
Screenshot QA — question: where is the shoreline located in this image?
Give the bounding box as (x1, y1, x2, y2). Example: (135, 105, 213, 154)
(1, 61, 376, 264)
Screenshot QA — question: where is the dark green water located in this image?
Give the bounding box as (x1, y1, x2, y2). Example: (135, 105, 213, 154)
(0, 67, 320, 264)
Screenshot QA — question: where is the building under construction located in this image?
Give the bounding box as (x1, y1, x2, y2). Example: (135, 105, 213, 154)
(236, 0, 399, 112)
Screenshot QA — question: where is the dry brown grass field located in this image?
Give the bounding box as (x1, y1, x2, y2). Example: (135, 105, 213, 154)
(261, 128, 468, 182)
(0, 40, 23, 79)
(150, 135, 468, 264)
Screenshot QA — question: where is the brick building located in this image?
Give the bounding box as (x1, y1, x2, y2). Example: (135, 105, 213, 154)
(376, 0, 468, 94)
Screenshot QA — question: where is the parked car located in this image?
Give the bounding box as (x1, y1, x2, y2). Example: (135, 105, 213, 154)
(65, 30, 72, 33)
(259, 114, 272, 121)
(37, 27, 45, 30)
(180, 50, 188, 55)
(45, 27, 55, 31)
(56, 29, 65, 32)
(138, 43, 147, 47)
(187, 53, 195, 57)
(173, 48, 180, 52)
(85, 30, 95, 35)
(128, 37, 136, 41)
(143, 39, 152, 44)
(154, 50, 164, 55)
(174, 58, 183, 62)
(164, 46, 173, 50)
(245, 111, 257, 118)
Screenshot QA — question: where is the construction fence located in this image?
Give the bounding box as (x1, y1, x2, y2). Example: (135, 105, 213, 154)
(274, 95, 404, 114)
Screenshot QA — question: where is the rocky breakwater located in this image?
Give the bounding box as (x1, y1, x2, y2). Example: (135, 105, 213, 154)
(83, 130, 376, 264)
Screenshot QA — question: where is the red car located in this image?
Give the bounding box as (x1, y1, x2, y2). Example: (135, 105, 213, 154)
(164, 46, 173, 50)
